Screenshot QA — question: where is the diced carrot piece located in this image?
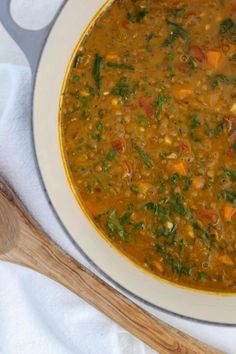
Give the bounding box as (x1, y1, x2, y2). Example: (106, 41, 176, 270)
(152, 260, 164, 273)
(173, 86, 193, 100)
(172, 161, 187, 175)
(105, 53, 119, 61)
(206, 50, 221, 69)
(192, 176, 205, 189)
(86, 198, 106, 216)
(217, 255, 233, 266)
(138, 182, 153, 194)
(223, 203, 235, 221)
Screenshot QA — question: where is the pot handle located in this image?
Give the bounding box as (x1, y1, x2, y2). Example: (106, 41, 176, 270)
(0, 0, 65, 74)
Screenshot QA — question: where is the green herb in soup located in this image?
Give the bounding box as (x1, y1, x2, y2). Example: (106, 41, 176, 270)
(61, 0, 236, 292)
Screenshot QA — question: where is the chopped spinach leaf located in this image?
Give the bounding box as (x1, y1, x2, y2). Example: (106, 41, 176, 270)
(96, 121, 103, 131)
(145, 32, 154, 52)
(229, 53, 236, 61)
(169, 6, 187, 17)
(92, 54, 103, 91)
(119, 211, 132, 225)
(220, 18, 236, 44)
(155, 95, 169, 121)
(188, 56, 197, 70)
(132, 221, 145, 231)
(130, 185, 139, 194)
(162, 20, 189, 47)
(218, 190, 236, 203)
(106, 149, 117, 161)
(107, 219, 127, 240)
(189, 114, 201, 141)
(98, 109, 105, 119)
(92, 133, 101, 141)
(171, 193, 187, 216)
(107, 62, 135, 71)
(72, 75, 79, 83)
(138, 115, 149, 126)
(210, 74, 231, 88)
(224, 169, 236, 182)
(192, 221, 212, 245)
(204, 120, 224, 136)
(135, 144, 154, 168)
(127, 9, 147, 23)
(106, 209, 128, 240)
(155, 243, 192, 276)
(197, 272, 207, 281)
(111, 77, 138, 99)
(179, 239, 186, 255)
(169, 173, 192, 191)
(144, 201, 169, 223)
(165, 52, 175, 61)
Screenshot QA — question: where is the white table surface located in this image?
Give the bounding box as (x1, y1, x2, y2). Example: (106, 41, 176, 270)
(0, 1, 235, 354)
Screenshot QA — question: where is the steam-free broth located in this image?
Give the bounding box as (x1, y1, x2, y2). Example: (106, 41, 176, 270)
(61, 0, 236, 291)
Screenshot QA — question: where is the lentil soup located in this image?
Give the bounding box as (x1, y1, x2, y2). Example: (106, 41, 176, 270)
(60, 0, 236, 292)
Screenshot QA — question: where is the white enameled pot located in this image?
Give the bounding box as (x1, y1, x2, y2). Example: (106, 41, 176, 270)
(1, 0, 235, 325)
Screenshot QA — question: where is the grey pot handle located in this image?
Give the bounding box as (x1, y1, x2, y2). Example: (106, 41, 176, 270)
(0, 0, 65, 74)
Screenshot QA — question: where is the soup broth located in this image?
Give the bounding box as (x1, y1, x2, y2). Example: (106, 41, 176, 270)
(61, 0, 236, 292)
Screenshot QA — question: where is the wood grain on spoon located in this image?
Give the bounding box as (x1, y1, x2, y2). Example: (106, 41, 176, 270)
(0, 177, 223, 354)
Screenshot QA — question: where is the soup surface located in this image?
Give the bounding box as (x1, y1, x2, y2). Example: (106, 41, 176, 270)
(61, 0, 236, 292)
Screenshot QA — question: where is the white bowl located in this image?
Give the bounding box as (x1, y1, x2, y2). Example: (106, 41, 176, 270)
(33, 0, 236, 324)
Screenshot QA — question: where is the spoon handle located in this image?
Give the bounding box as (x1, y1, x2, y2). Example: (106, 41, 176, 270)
(0, 180, 223, 354)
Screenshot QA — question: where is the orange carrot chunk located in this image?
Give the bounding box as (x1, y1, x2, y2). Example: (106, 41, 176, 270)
(223, 203, 235, 221)
(86, 198, 106, 216)
(192, 176, 205, 189)
(172, 161, 187, 175)
(217, 254, 233, 266)
(173, 86, 193, 100)
(206, 50, 221, 69)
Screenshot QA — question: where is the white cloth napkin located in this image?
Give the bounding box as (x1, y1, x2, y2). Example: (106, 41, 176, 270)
(0, 2, 236, 354)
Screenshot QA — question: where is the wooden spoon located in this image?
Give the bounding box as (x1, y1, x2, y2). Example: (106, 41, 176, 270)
(0, 176, 223, 354)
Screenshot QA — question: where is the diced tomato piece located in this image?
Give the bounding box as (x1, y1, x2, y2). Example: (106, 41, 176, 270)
(232, 0, 236, 10)
(196, 209, 218, 224)
(111, 139, 125, 153)
(179, 140, 190, 153)
(121, 20, 131, 29)
(189, 45, 206, 63)
(176, 63, 190, 74)
(138, 97, 155, 118)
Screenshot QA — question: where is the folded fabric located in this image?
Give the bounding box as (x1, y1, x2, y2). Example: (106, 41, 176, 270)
(0, 64, 235, 354)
